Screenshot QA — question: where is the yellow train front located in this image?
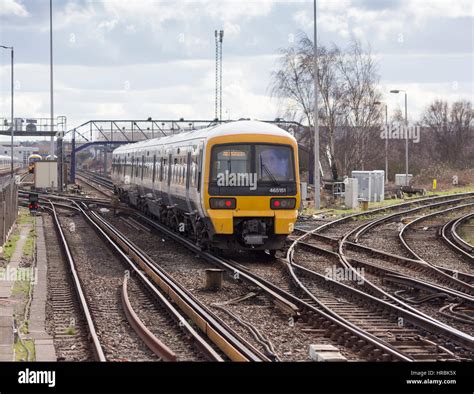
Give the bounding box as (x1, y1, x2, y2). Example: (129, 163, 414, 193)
(28, 154, 42, 173)
(203, 127, 300, 253)
(112, 120, 300, 254)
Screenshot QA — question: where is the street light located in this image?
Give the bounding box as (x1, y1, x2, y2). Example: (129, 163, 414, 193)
(0, 45, 14, 177)
(390, 89, 409, 186)
(374, 101, 389, 182)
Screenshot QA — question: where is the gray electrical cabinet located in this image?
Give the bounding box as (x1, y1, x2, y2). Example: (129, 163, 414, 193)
(351, 170, 385, 202)
(395, 174, 413, 186)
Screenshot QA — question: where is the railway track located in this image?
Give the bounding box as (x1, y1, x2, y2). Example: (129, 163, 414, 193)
(291, 195, 474, 296)
(42, 213, 94, 361)
(285, 195, 474, 360)
(36, 180, 474, 361)
(81, 181, 474, 358)
(76, 170, 114, 197)
(315, 192, 474, 240)
(72, 201, 270, 362)
(45, 199, 224, 361)
(289, 237, 473, 355)
(47, 203, 106, 361)
(400, 203, 474, 276)
(123, 208, 474, 361)
(442, 212, 474, 258)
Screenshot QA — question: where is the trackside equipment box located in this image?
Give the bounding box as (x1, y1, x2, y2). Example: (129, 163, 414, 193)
(35, 160, 58, 190)
(351, 170, 385, 202)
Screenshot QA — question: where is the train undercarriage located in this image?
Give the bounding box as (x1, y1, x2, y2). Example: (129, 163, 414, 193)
(116, 187, 285, 255)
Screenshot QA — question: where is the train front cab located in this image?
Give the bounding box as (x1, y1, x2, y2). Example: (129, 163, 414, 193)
(203, 133, 300, 252)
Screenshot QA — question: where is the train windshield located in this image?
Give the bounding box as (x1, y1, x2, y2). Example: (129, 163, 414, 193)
(256, 145, 294, 182)
(211, 144, 294, 182)
(211, 145, 251, 180)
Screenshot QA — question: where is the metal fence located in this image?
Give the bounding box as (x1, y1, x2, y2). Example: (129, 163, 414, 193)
(0, 178, 18, 247)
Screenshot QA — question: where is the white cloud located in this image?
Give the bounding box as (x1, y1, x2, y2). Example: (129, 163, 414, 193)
(0, 0, 29, 17)
(294, 0, 473, 47)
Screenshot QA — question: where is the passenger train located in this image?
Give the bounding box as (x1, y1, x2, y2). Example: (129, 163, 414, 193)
(0, 155, 21, 176)
(28, 154, 42, 173)
(112, 120, 300, 254)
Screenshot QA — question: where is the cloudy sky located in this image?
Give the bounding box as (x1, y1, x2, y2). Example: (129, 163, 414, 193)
(0, 0, 472, 142)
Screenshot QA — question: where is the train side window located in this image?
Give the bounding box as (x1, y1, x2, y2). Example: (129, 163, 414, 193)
(148, 157, 152, 182)
(168, 154, 172, 185)
(136, 156, 140, 178)
(152, 154, 156, 183)
(191, 154, 198, 187)
(173, 157, 178, 184)
(186, 152, 191, 189)
(160, 157, 164, 182)
(196, 145, 203, 192)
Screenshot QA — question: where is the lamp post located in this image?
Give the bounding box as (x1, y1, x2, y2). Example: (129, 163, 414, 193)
(390, 90, 408, 186)
(313, 0, 320, 210)
(374, 101, 388, 182)
(0, 45, 14, 177)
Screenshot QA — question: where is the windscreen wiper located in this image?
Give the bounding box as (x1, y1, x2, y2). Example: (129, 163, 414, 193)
(261, 163, 280, 187)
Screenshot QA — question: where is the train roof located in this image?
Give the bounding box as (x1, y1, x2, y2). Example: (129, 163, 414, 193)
(0, 155, 20, 161)
(113, 120, 296, 154)
(28, 153, 42, 158)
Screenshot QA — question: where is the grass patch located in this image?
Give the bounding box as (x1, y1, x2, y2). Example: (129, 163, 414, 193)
(425, 186, 474, 196)
(12, 280, 30, 297)
(20, 321, 29, 335)
(65, 327, 77, 335)
(14, 339, 36, 362)
(3, 232, 20, 261)
(17, 211, 35, 225)
(22, 229, 35, 257)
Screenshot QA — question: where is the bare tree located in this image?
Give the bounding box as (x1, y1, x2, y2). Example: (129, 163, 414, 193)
(271, 34, 382, 180)
(422, 99, 473, 167)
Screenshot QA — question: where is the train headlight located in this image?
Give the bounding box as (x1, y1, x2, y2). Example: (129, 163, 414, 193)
(270, 198, 296, 210)
(210, 198, 236, 209)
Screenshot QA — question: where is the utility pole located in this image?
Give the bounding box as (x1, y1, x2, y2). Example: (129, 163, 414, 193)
(0, 46, 14, 177)
(375, 101, 389, 182)
(50, 0, 55, 157)
(313, 0, 321, 210)
(390, 90, 409, 186)
(214, 30, 224, 121)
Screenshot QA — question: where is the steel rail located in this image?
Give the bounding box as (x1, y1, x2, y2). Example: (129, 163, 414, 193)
(288, 200, 474, 352)
(136, 217, 423, 361)
(47, 200, 224, 361)
(47, 202, 107, 361)
(399, 202, 474, 265)
(121, 274, 178, 361)
(79, 205, 268, 362)
(442, 213, 474, 258)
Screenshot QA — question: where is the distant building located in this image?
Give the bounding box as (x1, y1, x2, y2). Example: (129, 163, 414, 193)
(0, 145, 39, 166)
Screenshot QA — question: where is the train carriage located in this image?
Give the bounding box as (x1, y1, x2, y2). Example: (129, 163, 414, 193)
(28, 154, 42, 173)
(0, 155, 21, 176)
(112, 120, 300, 254)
